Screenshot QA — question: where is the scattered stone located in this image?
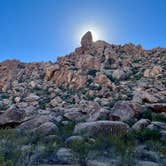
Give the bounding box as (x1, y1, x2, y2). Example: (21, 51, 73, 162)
(56, 147, 75, 164)
(32, 122, 59, 136)
(50, 97, 63, 107)
(25, 93, 40, 102)
(95, 72, 113, 88)
(0, 107, 25, 127)
(64, 108, 87, 122)
(135, 145, 159, 162)
(132, 119, 151, 131)
(147, 121, 166, 131)
(110, 101, 138, 121)
(136, 161, 159, 166)
(144, 66, 162, 77)
(112, 68, 125, 80)
(146, 103, 166, 113)
(87, 108, 109, 122)
(19, 115, 54, 130)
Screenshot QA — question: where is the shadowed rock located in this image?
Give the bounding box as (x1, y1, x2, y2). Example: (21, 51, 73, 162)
(81, 31, 93, 48)
(0, 107, 25, 128)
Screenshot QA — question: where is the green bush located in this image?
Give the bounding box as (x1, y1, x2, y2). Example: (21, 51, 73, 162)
(6, 160, 12, 166)
(0, 93, 9, 99)
(87, 69, 97, 77)
(57, 121, 75, 140)
(124, 119, 136, 127)
(85, 94, 96, 101)
(89, 85, 102, 91)
(136, 128, 161, 141)
(0, 154, 4, 165)
(107, 74, 119, 83)
(141, 109, 152, 120)
(134, 73, 143, 80)
(152, 113, 166, 122)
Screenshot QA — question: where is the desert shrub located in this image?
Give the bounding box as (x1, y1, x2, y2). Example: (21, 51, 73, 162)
(134, 73, 143, 80)
(124, 119, 136, 127)
(152, 112, 166, 122)
(160, 146, 166, 155)
(104, 58, 115, 69)
(85, 94, 96, 101)
(141, 109, 152, 120)
(0, 93, 9, 99)
(67, 88, 77, 95)
(0, 104, 6, 111)
(0, 154, 4, 165)
(0, 129, 22, 165)
(132, 59, 140, 64)
(69, 139, 93, 164)
(135, 128, 161, 142)
(0, 128, 68, 165)
(5, 160, 12, 166)
(87, 69, 97, 77)
(57, 121, 75, 140)
(88, 85, 102, 91)
(39, 97, 51, 109)
(107, 74, 119, 83)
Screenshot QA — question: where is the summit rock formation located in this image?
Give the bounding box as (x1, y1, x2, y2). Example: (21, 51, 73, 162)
(0, 32, 166, 165)
(81, 31, 93, 48)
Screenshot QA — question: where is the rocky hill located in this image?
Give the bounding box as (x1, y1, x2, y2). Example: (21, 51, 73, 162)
(0, 32, 166, 166)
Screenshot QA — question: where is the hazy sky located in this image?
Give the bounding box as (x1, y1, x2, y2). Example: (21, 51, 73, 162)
(0, 0, 165, 62)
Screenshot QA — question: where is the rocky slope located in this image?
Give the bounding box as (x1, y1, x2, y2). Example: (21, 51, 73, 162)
(0, 32, 166, 166)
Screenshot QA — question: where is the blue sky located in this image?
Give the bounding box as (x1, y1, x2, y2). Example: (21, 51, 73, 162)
(0, 0, 165, 62)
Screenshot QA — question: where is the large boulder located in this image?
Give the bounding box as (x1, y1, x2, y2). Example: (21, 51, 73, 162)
(95, 72, 113, 88)
(132, 119, 151, 131)
(56, 147, 75, 164)
(24, 93, 40, 102)
(110, 101, 141, 121)
(74, 120, 129, 137)
(45, 65, 60, 81)
(81, 31, 93, 49)
(0, 60, 21, 91)
(147, 121, 166, 131)
(32, 122, 59, 136)
(145, 103, 166, 113)
(64, 108, 87, 122)
(50, 97, 63, 107)
(19, 115, 54, 130)
(87, 108, 109, 122)
(132, 90, 159, 104)
(112, 68, 125, 80)
(144, 66, 162, 77)
(136, 161, 159, 166)
(0, 107, 25, 127)
(65, 135, 84, 147)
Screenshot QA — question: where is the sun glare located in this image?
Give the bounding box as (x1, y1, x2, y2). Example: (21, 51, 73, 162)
(80, 29, 99, 41)
(76, 24, 105, 43)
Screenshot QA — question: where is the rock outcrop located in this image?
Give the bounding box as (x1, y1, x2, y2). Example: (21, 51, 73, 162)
(0, 31, 165, 165)
(81, 31, 93, 49)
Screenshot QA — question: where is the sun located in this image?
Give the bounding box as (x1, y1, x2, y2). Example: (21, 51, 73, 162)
(77, 24, 104, 42)
(80, 29, 99, 41)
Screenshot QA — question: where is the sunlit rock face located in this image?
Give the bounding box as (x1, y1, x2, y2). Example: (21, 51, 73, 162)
(0, 32, 165, 93)
(43, 31, 166, 92)
(0, 60, 21, 91)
